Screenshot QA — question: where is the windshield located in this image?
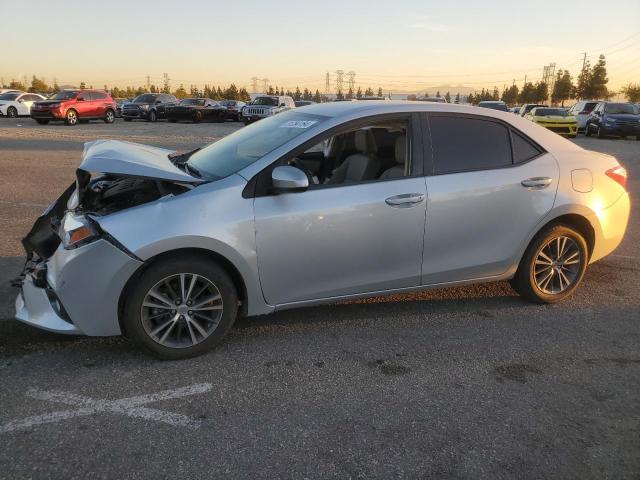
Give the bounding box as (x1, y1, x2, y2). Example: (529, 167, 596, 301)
(187, 111, 328, 180)
(605, 103, 636, 114)
(252, 97, 278, 106)
(524, 104, 546, 113)
(180, 99, 206, 106)
(133, 94, 157, 104)
(0, 92, 20, 101)
(534, 108, 568, 116)
(48, 91, 78, 100)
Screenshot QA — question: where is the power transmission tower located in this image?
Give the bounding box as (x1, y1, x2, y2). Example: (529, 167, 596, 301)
(261, 78, 269, 93)
(163, 73, 170, 93)
(325, 72, 330, 96)
(346, 71, 356, 93)
(146, 75, 151, 90)
(542, 63, 556, 103)
(335, 70, 344, 94)
(250, 77, 259, 93)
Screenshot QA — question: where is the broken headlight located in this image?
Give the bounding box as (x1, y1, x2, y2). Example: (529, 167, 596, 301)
(61, 215, 100, 250)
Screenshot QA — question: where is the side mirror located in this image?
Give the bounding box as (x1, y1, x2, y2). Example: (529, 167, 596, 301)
(272, 166, 308, 192)
(280, 103, 286, 107)
(77, 97, 85, 102)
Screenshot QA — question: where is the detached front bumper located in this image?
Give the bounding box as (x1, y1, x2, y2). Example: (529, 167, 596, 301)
(15, 238, 143, 336)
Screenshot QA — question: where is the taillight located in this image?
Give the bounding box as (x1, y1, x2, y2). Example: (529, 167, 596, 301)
(606, 166, 627, 190)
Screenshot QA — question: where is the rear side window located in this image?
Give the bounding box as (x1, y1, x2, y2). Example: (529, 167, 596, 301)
(92, 91, 108, 100)
(511, 130, 542, 163)
(429, 116, 512, 174)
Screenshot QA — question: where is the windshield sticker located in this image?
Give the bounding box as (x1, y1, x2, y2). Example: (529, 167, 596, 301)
(280, 120, 318, 129)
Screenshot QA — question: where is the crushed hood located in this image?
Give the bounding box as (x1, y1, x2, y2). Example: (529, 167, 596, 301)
(79, 140, 203, 183)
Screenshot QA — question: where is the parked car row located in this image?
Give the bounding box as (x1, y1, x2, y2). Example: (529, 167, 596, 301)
(503, 101, 639, 140)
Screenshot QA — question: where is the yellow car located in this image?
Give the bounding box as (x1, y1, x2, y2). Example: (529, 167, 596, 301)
(525, 107, 578, 137)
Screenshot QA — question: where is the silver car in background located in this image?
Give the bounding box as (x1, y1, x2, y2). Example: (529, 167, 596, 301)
(15, 101, 630, 358)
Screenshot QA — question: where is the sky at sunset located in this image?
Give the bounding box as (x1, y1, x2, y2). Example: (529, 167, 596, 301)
(4, 0, 639, 94)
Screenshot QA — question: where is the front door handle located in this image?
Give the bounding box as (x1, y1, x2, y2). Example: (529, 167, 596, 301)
(521, 177, 553, 189)
(385, 193, 425, 207)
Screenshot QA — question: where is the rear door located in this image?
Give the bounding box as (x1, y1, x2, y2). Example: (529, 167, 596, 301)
(421, 113, 559, 285)
(91, 91, 108, 117)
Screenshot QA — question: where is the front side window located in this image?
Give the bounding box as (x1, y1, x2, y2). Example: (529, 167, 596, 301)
(187, 111, 328, 180)
(429, 116, 512, 174)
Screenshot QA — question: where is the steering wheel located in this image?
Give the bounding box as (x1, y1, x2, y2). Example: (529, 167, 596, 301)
(289, 157, 319, 185)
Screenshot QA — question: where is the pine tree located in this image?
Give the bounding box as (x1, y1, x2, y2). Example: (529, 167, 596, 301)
(444, 91, 451, 103)
(576, 59, 592, 100)
(377, 87, 383, 97)
(356, 87, 363, 99)
(294, 87, 302, 101)
(551, 70, 573, 106)
(454, 92, 460, 104)
(436, 91, 441, 98)
(620, 83, 640, 103)
(588, 55, 609, 99)
(313, 89, 322, 103)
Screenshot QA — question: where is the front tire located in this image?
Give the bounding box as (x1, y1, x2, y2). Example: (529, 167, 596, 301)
(511, 225, 588, 304)
(64, 109, 78, 126)
(597, 126, 605, 138)
(6, 106, 18, 118)
(123, 255, 239, 359)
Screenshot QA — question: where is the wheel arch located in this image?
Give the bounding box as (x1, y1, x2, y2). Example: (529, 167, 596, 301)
(519, 210, 596, 268)
(117, 247, 250, 335)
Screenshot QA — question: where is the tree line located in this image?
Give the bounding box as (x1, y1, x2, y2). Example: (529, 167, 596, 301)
(4, 54, 638, 104)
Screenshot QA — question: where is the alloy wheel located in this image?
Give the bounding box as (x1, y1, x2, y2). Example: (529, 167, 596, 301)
(66, 111, 77, 125)
(7, 107, 17, 118)
(140, 273, 224, 348)
(533, 236, 582, 295)
(105, 110, 115, 123)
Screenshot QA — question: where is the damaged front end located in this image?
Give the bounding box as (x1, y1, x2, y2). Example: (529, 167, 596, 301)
(14, 139, 204, 335)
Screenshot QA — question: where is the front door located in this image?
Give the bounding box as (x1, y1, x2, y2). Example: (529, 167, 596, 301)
(253, 115, 427, 306)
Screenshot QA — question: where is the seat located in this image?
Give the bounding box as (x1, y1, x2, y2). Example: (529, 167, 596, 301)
(379, 135, 407, 180)
(325, 130, 380, 184)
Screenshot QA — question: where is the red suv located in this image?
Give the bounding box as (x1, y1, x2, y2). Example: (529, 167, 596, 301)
(31, 89, 117, 126)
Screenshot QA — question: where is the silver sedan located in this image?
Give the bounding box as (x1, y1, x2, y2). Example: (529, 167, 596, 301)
(15, 101, 630, 358)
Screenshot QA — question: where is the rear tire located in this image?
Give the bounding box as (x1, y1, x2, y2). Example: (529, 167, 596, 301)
(7, 106, 18, 118)
(64, 109, 78, 126)
(510, 225, 588, 304)
(193, 111, 203, 123)
(104, 109, 115, 124)
(123, 255, 239, 360)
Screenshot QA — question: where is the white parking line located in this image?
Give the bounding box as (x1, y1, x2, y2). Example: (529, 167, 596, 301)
(0, 383, 212, 434)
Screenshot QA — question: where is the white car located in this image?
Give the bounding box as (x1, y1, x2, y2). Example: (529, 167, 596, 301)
(0, 92, 46, 118)
(567, 100, 599, 133)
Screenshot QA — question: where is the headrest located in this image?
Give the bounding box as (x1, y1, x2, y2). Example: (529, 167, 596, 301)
(354, 130, 377, 154)
(395, 135, 406, 164)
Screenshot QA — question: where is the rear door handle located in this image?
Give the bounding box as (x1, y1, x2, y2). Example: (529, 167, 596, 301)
(385, 193, 425, 207)
(521, 177, 553, 189)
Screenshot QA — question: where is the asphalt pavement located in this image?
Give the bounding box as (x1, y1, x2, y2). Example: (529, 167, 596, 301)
(0, 118, 638, 479)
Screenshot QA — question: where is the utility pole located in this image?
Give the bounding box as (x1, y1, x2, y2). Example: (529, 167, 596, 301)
(146, 75, 151, 91)
(250, 77, 259, 93)
(325, 72, 330, 97)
